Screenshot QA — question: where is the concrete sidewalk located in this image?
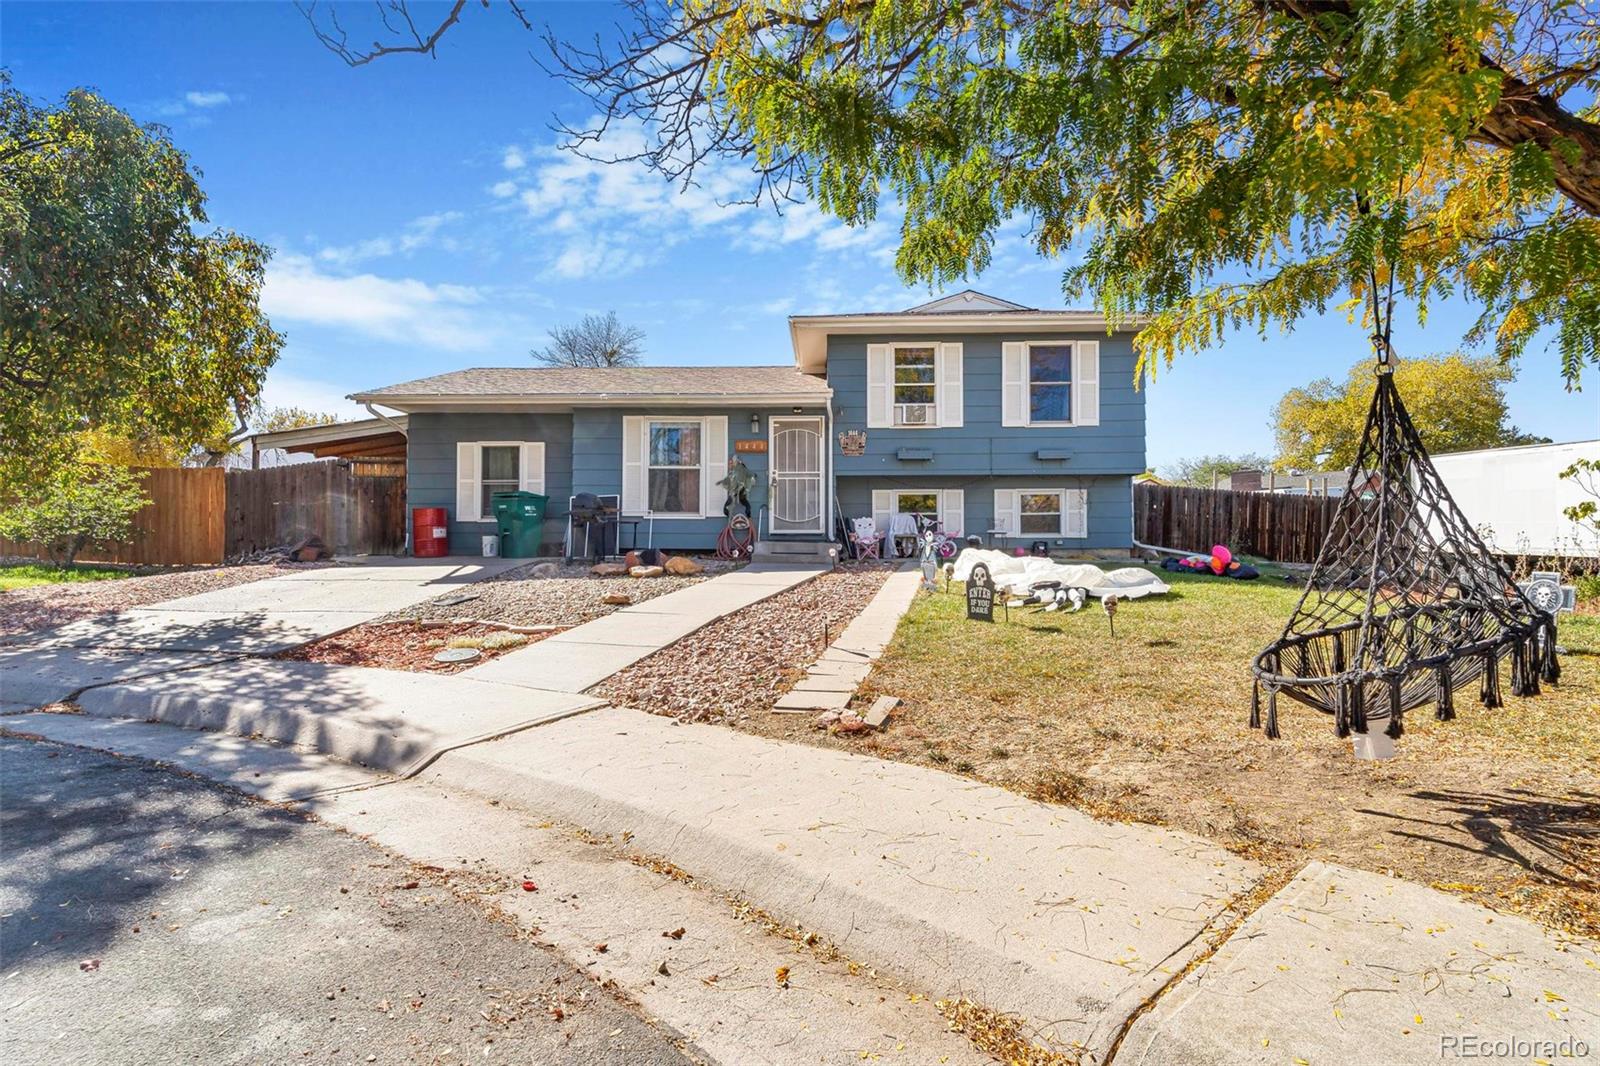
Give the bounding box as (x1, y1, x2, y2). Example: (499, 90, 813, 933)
(463, 562, 826, 692)
(1120, 861, 1598, 1065)
(1, 557, 523, 708)
(422, 705, 1264, 1058)
(73, 659, 602, 775)
(52, 561, 827, 773)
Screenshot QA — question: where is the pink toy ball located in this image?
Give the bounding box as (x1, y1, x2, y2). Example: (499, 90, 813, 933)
(1210, 544, 1232, 574)
(1014, 547, 1028, 557)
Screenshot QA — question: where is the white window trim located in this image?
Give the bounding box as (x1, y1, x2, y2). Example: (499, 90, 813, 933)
(1023, 341, 1075, 428)
(456, 441, 545, 523)
(643, 417, 708, 519)
(891, 341, 941, 429)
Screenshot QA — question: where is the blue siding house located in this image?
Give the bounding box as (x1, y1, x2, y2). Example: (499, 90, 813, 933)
(350, 291, 1146, 557)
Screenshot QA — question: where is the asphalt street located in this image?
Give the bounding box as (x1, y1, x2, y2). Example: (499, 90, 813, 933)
(0, 736, 695, 1065)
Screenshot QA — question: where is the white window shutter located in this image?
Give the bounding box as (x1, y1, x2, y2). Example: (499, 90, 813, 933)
(1001, 342, 1027, 426)
(456, 442, 480, 522)
(1073, 341, 1100, 426)
(870, 490, 893, 536)
(866, 344, 892, 428)
(992, 489, 1019, 536)
(519, 443, 546, 495)
(937, 342, 964, 428)
(704, 416, 729, 518)
(621, 417, 645, 515)
(938, 489, 965, 538)
(1066, 488, 1089, 538)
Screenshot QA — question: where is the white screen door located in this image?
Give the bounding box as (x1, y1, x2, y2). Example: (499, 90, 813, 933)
(769, 417, 824, 534)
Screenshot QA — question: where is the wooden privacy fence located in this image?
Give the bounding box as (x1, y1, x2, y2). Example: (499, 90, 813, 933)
(0, 467, 226, 566)
(1134, 483, 1340, 565)
(226, 464, 407, 559)
(2, 462, 408, 568)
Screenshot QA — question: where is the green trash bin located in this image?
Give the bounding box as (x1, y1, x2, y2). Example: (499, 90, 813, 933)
(491, 490, 548, 558)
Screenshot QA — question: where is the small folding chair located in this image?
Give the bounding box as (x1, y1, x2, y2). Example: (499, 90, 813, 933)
(850, 517, 881, 561)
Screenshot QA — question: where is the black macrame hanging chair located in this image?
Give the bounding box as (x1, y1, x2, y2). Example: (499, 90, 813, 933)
(1250, 366, 1560, 743)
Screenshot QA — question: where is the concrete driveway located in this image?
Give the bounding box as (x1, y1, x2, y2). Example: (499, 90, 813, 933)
(0, 557, 522, 710)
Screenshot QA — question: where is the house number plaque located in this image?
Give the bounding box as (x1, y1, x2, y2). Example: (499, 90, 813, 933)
(838, 430, 867, 456)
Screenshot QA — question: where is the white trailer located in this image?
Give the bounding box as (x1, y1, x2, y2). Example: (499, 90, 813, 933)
(1429, 439, 1600, 559)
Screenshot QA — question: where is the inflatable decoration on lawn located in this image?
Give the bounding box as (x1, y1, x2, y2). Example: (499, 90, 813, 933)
(1250, 346, 1558, 756)
(1162, 543, 1260, 580)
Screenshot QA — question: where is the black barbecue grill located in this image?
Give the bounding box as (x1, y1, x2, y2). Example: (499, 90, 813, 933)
(567, 493, 619, 562)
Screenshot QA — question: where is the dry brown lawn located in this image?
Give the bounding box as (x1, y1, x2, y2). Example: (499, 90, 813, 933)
(735, 566, 1600, 940)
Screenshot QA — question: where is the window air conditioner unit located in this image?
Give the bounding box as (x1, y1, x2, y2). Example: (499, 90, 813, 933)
(895, 403, 934, 426)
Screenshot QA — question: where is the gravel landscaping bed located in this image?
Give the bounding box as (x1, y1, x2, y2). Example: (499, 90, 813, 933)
(382, 559, 725, 628)
(280, 620, 558, 674)
(595, 563, 897, 722)
(0, 562, 328, 641)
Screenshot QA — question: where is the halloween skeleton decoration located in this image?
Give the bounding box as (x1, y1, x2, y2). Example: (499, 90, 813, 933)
(920, 530, 940, 592)
(1251, 342, 1558, 754)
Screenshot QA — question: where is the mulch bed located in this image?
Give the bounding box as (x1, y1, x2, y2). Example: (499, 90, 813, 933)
(594, 563, 897, 722)
(0, 561, 329, 642)
(278, 621, 561, 674)
(383, 560, 719, 629)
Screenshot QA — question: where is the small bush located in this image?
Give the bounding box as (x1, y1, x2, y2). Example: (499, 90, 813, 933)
(479, 631, 529, 650)
(0, 466, 148, 568)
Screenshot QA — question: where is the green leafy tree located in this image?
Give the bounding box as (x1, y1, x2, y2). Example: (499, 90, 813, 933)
(254, 407, 340, 434)
(1560, 458, 1600, 540)
(306, 1, 1600, 386)
(1163, 453, 1275, 488)
(0, 76, 283, 492)
(0, 465, 150, 568)
(1274, 352, 1548, 470)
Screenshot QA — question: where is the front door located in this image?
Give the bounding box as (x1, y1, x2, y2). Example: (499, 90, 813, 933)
(769, 417, 824, 534)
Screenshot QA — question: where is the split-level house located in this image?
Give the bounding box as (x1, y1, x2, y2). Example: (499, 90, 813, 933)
(349, 291, 1146, 557)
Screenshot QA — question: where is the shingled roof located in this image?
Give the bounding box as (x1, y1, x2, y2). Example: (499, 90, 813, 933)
(351, 365, 831, 403)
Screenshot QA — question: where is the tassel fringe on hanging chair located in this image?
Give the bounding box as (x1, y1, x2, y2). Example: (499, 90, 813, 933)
(1251, 368, 1558, 740)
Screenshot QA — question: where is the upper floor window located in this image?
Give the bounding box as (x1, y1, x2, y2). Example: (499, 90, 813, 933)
(1027, 344, 1073, 424)
(866, 342, 964, 430)
(893, 346, 937, 425)
(1001, 340, 1099, 428)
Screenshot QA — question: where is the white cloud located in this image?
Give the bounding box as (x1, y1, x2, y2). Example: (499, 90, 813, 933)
(185, 90, 231, 108)
(315, 211, 463, 268)
(256, 370, 367, 421)
(490, 121, 902, 280)
(262, 255, 494, 351)
(502, 147, 526, 171)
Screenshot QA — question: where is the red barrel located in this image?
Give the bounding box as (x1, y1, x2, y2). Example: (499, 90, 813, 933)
(411, 507, 450, 557)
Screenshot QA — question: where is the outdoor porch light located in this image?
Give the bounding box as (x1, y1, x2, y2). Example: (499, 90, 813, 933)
(750, 413, 761, 434)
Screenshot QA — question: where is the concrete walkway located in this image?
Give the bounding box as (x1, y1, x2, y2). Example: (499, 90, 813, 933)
(0, 557, 523, 708)
(1119, 860, 1599, 1065)
(50, 560, 828, 773)
(463, 562, 826, 692)
(422, 705, 1264, 1059)
(775, 566, 921, 712)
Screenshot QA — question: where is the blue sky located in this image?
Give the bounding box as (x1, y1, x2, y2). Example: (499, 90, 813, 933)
(5, 1, 1594, 471)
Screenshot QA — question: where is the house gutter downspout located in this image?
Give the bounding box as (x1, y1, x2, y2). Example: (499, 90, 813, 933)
(362, 402, 409, 440)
